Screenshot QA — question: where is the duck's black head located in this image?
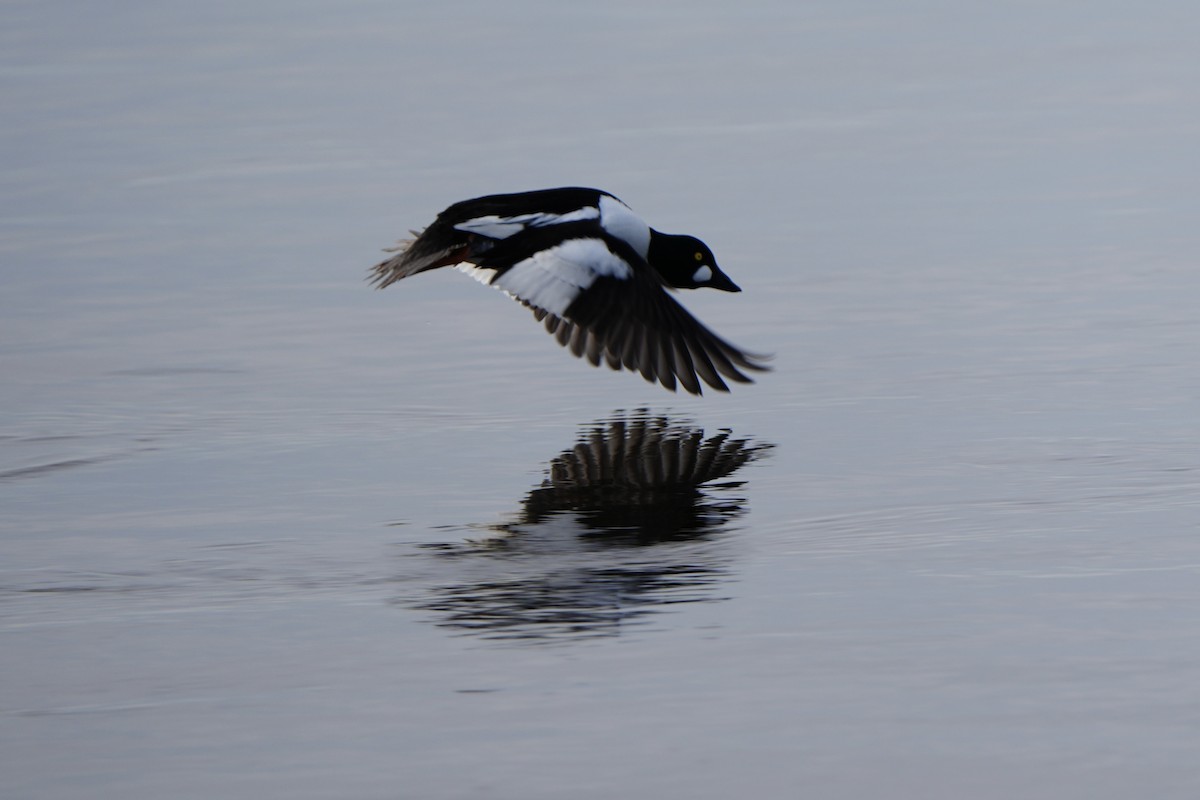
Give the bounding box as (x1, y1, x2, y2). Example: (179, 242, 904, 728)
(647, 232, 742, 292)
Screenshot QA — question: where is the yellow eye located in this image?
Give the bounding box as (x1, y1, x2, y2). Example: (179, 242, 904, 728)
(694, 252, 704, 261)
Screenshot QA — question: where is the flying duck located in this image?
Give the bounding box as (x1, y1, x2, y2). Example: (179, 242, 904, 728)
(369, 187, 770, 394)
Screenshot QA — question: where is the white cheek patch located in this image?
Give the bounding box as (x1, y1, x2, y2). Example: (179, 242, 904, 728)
(454, 207, 600, 239)
(491, 238, 632, 316)
(692, 264, 713, 284)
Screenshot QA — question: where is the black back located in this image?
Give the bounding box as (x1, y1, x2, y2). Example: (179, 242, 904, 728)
(438, 187, 613, 226)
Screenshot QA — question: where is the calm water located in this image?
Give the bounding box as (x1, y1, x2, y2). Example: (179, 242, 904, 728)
(4, 1, 1200, 798)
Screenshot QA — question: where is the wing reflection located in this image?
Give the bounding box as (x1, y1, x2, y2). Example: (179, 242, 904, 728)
(403, 411, 773, 642)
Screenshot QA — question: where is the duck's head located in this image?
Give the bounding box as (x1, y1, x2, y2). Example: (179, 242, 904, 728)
(648, 232, 742, 292)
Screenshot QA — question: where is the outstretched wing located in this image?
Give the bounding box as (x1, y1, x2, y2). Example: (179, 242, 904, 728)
(475, 226, 771, 395)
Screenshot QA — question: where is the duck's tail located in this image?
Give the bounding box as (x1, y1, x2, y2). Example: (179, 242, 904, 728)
(368, 224, 471, 289)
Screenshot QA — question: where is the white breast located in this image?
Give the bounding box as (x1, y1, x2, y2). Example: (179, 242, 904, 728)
(598, 194, 652, 259)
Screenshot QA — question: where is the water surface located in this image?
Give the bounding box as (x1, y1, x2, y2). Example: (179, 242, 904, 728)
(3, 2, 1200, 798)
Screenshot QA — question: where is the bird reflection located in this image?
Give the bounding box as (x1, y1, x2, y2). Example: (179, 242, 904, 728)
(402, 410, 772, 642)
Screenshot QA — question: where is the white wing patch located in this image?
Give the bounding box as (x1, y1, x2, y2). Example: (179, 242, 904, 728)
(491, 238, 632, 316)
(454, 262, 499, 286)
(453, 207, 600, 240)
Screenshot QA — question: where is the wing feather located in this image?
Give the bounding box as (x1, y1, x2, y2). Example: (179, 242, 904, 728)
(453, 223, 770, 395)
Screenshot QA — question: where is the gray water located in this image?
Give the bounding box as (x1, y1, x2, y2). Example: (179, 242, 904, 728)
(4, 2, 1200, 798)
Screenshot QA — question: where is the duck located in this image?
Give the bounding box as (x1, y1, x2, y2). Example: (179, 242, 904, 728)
(369, 187, 770, 394)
